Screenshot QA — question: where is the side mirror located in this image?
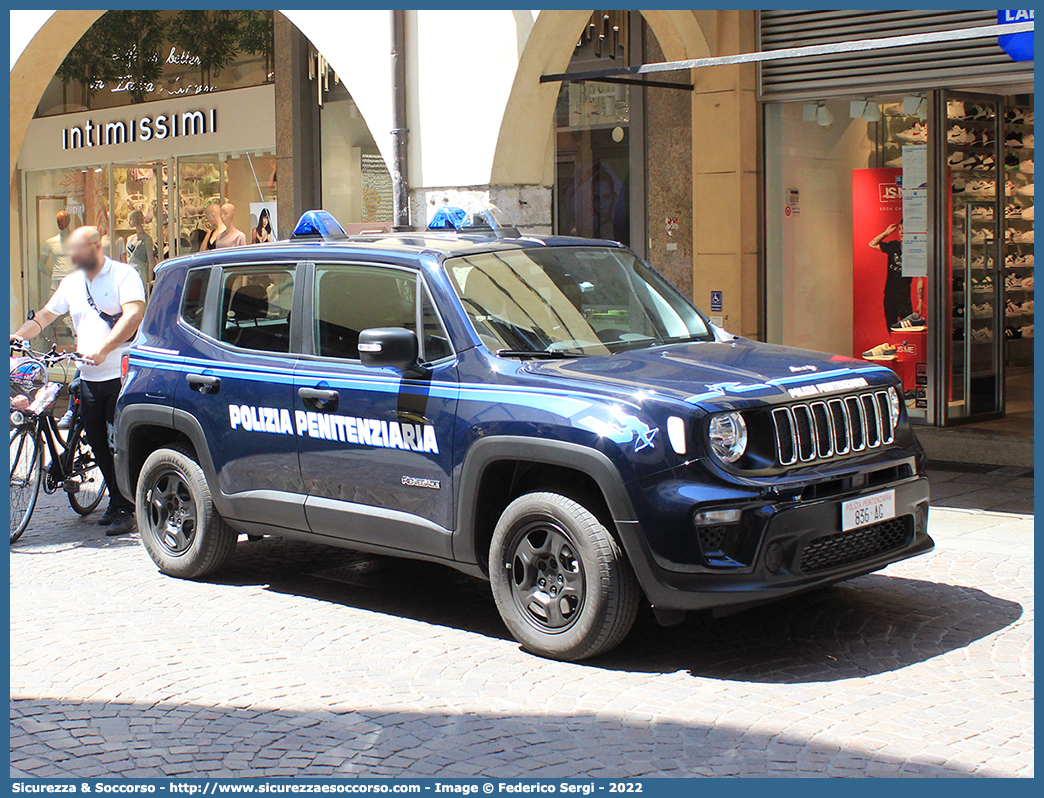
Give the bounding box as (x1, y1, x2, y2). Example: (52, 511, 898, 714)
(358, 327, 419, 372)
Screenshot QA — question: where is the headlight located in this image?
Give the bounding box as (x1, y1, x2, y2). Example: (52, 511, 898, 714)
(708, 411, 748, 463)
(887, 386, 901, 427)
(10, 410, 25, 426)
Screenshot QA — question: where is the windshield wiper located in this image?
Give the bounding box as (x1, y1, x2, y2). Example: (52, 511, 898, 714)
(609, 334, 709, 353)
(495, 349, 586, 359)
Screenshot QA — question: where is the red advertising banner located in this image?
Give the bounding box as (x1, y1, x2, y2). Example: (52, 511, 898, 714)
(851, 167, 926, 392)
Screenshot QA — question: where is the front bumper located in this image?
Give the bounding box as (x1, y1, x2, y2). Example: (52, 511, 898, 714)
(619, 475, 933, 612)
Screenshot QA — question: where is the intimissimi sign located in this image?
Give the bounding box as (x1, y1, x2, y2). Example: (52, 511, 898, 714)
(62, 108, 217, 150)
(19, 84, 275, 172)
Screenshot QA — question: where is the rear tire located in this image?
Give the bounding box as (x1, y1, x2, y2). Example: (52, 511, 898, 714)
(489, 491, 640, 661)
(66, 429, 106, 516)
(136, 446, 237, 578)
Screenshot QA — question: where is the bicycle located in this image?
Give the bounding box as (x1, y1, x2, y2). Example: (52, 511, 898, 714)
(10, 341, 106, 543)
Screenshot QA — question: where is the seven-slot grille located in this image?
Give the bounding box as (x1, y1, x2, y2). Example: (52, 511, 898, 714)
(771, 391, 895, 466)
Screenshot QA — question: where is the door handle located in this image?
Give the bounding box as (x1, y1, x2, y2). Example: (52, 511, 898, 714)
(186, 373, 220, 394)
(298, 386, 339, 411)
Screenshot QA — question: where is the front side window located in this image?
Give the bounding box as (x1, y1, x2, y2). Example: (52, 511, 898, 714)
(314, 264, 453, 364)
(445, 247, 711, 356)
(219, 266, 295, 353)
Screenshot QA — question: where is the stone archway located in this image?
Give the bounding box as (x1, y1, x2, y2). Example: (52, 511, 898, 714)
(9, 10, 103, 180)
(489, 9, 712, 188)
(9, 10, 394, 182)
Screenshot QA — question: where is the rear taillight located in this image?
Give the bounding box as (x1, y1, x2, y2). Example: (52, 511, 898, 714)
(121, 354, 130, 379)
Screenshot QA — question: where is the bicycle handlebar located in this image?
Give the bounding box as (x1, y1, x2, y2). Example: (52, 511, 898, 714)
(10, 341, 89, 366)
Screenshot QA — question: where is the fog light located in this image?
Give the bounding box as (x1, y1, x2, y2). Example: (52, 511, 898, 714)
(693, 508, 741, 526)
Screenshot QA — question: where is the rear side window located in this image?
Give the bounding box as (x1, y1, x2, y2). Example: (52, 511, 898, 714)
(180, 268, 210, 331)
(219, 267, 296, 353)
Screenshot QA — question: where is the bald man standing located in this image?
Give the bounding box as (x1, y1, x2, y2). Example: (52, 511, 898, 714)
(11, 226, 146, 535)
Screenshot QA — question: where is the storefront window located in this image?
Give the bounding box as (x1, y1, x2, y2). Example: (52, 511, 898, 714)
(177, 151, 278, 256)
(766, 89, 1034, 425)
(320, 81, 393, 229)
(764, 97, 931, 417)
(554, 11, 635, 248)
(23, 166, 110, 347)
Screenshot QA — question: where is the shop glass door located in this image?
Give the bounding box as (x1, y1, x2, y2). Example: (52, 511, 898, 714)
(941, 92, 1004, 421)
(111, 162, 168, 294)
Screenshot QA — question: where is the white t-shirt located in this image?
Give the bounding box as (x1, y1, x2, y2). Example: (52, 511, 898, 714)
(45, 257, 146, 382)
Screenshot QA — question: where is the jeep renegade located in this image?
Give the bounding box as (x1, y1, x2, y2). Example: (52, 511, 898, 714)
(115, 211, 933, 661)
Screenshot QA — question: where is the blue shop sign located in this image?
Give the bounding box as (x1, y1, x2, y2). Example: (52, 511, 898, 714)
(998, 10, 1034, 62)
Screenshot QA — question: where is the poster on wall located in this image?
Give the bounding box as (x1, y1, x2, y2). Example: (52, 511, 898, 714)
(249, 202, 277, 244)
(851, 167, 926, 395)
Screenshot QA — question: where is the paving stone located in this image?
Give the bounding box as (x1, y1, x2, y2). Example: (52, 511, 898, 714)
(10, 490, 1033, 778)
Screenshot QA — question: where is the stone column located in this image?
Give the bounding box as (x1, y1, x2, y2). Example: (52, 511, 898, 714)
(274, 13, 321, 238)
(691, 10, 760, 339)
(644, 27, 695, 299)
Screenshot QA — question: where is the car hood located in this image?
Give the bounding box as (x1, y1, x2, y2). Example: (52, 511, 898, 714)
(520, 339, 895, 410)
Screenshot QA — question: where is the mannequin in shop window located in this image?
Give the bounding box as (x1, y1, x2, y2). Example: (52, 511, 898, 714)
(869, 222, 926, 334)
(39, 210, 73, 292)
(216, 203, 247, 248)
(252, 207, 274, 244)
(125, 210, 155, 291)
(198, 203, 225, 251)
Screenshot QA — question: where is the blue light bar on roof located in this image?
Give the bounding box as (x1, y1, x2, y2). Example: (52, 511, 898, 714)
(292, 210, 347, 240)
(427, 206, 469, 231)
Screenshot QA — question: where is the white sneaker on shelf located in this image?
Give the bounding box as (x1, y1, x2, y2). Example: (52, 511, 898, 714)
(897, 122, 928, 143)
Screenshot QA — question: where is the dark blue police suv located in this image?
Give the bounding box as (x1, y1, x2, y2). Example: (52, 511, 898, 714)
(115, 211, 932, 661)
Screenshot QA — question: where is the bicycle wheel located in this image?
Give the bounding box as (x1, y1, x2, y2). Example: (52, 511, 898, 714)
(10, 425, 42, 543)
(67, 428, 106, 516)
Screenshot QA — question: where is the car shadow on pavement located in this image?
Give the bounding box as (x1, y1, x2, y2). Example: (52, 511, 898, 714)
(199, 536, 1022, 683)
(603, 575, 1023, 683)
(10, 695, 1006, 778)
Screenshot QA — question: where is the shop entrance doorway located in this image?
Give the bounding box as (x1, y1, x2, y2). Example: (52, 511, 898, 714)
(934, 88, 1034, 427)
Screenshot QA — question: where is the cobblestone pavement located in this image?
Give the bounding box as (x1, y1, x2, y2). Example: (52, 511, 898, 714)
(11, 484, 1033, 778)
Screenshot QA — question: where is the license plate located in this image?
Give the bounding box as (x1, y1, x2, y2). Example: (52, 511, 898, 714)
(841, 490, 896, 531)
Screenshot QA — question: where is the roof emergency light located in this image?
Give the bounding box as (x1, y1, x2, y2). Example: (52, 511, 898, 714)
(427, 203, 520, 238)
(292, 210, 348, 240)
(427, 206, 469, 231)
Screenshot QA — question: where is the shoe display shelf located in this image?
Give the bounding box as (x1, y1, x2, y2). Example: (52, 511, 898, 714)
(1003, 102, 1034, 365)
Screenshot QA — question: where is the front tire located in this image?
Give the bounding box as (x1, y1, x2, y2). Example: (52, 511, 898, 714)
(489, 491, 640, 661)
(10, 427, 42, 543)
(136, 446, 237, 578)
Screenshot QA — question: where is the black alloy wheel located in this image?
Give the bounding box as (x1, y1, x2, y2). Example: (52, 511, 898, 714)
(506, 520, 586, 632)
(145, 469, 198, 556)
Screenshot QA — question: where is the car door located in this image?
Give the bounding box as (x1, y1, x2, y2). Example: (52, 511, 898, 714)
(175, 261, 307, 531)
(293, 260, 459, 559)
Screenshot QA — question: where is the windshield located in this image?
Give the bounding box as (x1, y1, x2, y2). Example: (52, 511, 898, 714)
(445, 247, 712, 357)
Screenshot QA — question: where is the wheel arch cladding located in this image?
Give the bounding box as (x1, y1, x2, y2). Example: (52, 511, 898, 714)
(456, 436, 640, 574)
